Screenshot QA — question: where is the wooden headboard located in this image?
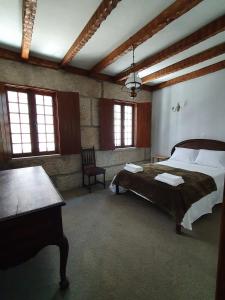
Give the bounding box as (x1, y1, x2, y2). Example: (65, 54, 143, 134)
(171, 139, 225, 155)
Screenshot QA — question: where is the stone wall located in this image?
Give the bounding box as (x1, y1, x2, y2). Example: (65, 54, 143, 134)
(0, 58, 152, 191)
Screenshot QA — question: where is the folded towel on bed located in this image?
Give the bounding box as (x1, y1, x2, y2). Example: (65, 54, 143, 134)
(155, 172, 184, 186)
(124, 163, 143, 173)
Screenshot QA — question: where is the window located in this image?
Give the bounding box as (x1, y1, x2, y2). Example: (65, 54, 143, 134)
(114, 103, 134, 147)
(7, 88, 58, 157)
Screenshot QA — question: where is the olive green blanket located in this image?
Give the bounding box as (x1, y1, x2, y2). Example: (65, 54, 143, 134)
(113, 163, 217, 223)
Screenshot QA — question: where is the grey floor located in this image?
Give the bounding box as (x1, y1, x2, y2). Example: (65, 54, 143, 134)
(0, 185, 221, 300)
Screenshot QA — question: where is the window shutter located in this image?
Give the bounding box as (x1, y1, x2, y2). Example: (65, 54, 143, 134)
(0, 85, 12, 165)
(57, 91, 81, 155)
(99, 98, 115, 150)
(135, 102, 151, 148)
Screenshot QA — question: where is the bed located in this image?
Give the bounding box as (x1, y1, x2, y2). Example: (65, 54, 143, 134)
(112, 139, 225, 233)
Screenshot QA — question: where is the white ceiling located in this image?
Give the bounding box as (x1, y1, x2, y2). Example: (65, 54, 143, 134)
(0, 0, 22, 50)
(0, 0, 225, 87)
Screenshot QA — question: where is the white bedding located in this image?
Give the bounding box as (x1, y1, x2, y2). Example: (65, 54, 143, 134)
(110, 160, 225, 230)
(158, 159, 225, 230)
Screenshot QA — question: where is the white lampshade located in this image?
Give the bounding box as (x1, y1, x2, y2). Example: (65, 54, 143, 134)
(125, 72, 142, 89)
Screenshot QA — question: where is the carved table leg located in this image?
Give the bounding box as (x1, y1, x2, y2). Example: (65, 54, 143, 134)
(59, 235, 69, 290)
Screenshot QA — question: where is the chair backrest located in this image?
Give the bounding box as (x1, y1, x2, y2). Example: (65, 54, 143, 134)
(81, 147, 96, 169)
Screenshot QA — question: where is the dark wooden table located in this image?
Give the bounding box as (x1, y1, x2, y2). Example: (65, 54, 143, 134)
(0, 166, 69, 289)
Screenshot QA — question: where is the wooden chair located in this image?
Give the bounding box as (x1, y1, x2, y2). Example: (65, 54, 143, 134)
(81, 147, 106, 192)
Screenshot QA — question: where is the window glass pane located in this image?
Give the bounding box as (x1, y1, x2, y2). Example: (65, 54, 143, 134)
(36, 105, 44, 114)
(38, 124, 46, 133)
(45, 115, 53, 124)
(114, 104, 121, 147)
(123, 105, 133, 146)
(38, 134, 46, 142)
(20, 114, 29, 123)
(10, 123, 21, 133)
(47, 133, 54, 142)
(22, 134, 30, 143)
(35, 95, 43, 105)
(37, 114, 45, 124)
(22, 143, 31, 153)
(18, 93, 28, 103)
(19, 103, 28, 114)
(46, 124, 54, 133)
(21, 124, 30, 133)
(9, 103, 19, 113)
(12, 144, 22, 154)
(44, 96, 52, 106)
(7, 91, 18, 102)
(12, 134, 21, 143)
(10, 113, 20, 123)
(114, 105, 121, 112)
(44, 106, 53, 115)
(39, 143, 47, 152)
(47, 143, 55, 151)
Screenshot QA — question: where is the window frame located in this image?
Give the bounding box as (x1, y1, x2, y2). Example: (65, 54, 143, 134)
(114, 102, 134, 148)
(6, 86, 59, 158)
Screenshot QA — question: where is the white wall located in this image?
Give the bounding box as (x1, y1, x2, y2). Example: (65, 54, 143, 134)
(152, 69, 225, 156)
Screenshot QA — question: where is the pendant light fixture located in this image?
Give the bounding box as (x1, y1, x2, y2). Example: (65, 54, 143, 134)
(125, 46, 142, 99)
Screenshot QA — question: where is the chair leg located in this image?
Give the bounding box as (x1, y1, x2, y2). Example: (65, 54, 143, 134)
(88, 176, 91, 193)
(82, 174, 85, 187)
(103, 172, 106, 188)
(95, 175, 97, 184)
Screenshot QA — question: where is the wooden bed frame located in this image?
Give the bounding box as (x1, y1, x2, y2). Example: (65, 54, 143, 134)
(116, 139, 225, 234)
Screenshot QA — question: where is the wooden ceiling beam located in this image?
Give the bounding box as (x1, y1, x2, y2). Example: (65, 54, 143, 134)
(61, 0, 121, 66)
(0, 47, 152, 92)
(115, 14, 225, 82)
(21, 0, 37, 59)
(152, 60, 225, 90)
(142, 42, 225, 84)
(90, 0, 202, 74)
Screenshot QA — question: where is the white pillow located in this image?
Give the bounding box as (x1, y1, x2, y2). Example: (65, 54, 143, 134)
(170, 147, 199, 163)
(194, 149, 225, 169)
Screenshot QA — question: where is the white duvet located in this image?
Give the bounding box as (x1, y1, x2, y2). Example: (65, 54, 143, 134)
(159, 159, 225, 230)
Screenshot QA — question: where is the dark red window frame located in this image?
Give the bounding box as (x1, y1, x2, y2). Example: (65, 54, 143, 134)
(6, 86, 59, 158)
(114, 102, 134, 148)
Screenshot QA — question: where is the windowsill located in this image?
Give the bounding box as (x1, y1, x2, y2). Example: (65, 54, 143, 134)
(114, 147, 137, 151)
(12, 153, 61, 161)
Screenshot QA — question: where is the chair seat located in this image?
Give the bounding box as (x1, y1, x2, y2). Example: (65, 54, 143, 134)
(84, 166, 105, 176)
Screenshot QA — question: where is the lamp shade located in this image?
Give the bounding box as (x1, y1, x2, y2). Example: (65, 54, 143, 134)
(125, 72, 142, 89)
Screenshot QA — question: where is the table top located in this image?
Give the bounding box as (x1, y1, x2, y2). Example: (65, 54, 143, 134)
(0, 166, 64, 222)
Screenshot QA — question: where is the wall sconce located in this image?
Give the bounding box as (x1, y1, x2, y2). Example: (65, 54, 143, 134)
(172, 100, 187, 112)
(172, 102, 181, 112)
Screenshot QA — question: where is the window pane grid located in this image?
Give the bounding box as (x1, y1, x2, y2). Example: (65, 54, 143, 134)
(35, 94, 55, 152)
(124, 105, 133, 146)
(114, 104, 121, 147)
(7, 91, 32, 154)
(114, 104, 133, 147)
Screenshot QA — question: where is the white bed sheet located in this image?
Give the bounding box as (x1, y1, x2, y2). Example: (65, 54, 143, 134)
(158, 160, 225, 230)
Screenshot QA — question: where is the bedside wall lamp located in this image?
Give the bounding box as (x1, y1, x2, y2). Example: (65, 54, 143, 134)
(172, 100, 187, 112)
